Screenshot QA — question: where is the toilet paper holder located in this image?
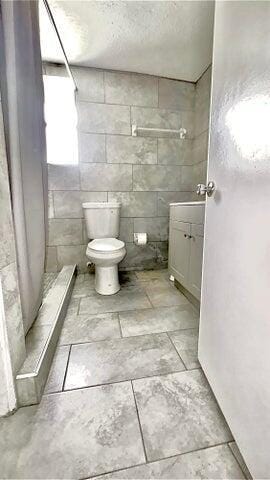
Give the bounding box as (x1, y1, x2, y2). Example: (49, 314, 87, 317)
(134, 233, 148, 245)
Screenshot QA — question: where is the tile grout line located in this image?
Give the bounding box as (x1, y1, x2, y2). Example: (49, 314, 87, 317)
(57, 326, 198, 348)
(131, 380, 148, 464)
(117, 313, 123, 338)
(79, 441, 234, 480)
(80, 460, 148, 480)
(77, 297, 82, 315)
(140, 283, 155, 308)
(166, 331, 188, 370)
(104, 131, 107, 164)
(61, 344, 72, 392)
(76, 98, 194, 113)
(77, 305, 154, 316)
(49, 365, 202, 397)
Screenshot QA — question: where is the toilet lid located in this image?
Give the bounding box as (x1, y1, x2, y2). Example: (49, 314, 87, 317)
(88, 238, 125, 253)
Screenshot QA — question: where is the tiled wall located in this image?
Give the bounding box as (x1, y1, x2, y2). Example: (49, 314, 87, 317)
(45, 64, 211, 272)
(0, 94, 26, 414)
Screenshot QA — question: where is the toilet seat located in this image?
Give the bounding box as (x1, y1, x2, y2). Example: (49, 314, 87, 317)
(88, 238, 125, 254)
(86, 238, 126, 295)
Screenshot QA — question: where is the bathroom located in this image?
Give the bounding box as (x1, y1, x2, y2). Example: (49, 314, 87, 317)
(0, 1, 269, 478)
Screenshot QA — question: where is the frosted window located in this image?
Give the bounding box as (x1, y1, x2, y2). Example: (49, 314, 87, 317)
(43, 75, 78, 165)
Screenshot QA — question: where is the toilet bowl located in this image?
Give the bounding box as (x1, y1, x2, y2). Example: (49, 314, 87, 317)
(82, 201, 126, 295)
(86, 238, 126, 295)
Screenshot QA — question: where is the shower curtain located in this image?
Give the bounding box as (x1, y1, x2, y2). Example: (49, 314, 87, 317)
(0, 0, 48, 334)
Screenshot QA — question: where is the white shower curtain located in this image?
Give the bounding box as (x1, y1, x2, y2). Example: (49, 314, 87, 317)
(0, 0, 48, 334)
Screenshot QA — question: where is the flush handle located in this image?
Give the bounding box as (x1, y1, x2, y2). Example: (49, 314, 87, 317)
(196, 181, 215, 197)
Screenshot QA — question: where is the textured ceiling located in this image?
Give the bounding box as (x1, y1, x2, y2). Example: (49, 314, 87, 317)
(39, 1, 214, 82)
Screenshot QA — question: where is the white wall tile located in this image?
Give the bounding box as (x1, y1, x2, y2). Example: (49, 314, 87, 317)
(53, 191, 107, 219)
(158, 138, 193, 165)
(131, 107, 181, 130)
(78, 133, 105, 163)
(80, 164, 132, 191)
(159, 79, 195, 111)
(157, 192, 196, 216)
(107, 135, 157, 164)
(45, 247, 58, 273)
(134, 217, 169, 241)
(105, 71, 158, 107)
(108, 192, 157, 217)
(120, 243, 157, 270)
(119, 218, 134, 243)
(57, 245, 88, 273)
(48, 165, 80, 191)
(78, 103, 131, 135)
(133, 165, 182, 191)
(74, 68, 104, 103)
(48, 219, 83, 246)
(48, 192, 54, 219)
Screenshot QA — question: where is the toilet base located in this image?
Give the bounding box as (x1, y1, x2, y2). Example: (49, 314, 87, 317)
(95, 265, 120, 295)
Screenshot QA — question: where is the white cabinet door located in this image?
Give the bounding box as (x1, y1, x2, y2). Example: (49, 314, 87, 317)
(188, 224, 204, 300)
(169, 221, 190, 287)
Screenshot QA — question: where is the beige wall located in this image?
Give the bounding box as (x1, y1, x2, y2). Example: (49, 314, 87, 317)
(45, 64, 211, 273)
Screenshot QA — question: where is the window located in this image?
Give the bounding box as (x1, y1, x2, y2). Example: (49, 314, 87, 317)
(43, 75, 78, 165)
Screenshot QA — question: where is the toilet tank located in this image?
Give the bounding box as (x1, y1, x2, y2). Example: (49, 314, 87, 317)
(82, 202, 121, 239)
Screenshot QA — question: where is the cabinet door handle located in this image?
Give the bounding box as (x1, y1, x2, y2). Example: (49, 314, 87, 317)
(184, 234, 190, 239)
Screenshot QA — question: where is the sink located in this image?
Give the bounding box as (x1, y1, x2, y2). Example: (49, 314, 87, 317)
(169, 201, 205, 206)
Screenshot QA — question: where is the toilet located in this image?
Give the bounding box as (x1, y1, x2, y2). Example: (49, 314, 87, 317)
(82, 202, 126, 295)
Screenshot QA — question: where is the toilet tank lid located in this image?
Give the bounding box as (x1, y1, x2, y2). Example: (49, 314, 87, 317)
(82, 202, 121, 209)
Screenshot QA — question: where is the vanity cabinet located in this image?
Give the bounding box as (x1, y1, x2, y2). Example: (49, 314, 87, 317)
(169, 202, 205, 301)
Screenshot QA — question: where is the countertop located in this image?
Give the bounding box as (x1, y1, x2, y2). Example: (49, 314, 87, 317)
(169, 201, 205, 206)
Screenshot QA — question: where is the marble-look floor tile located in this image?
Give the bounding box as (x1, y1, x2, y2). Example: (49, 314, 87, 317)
(59, 313, 121, 345)
(169, 328, 200, 370)
(74, 272, 139, 292)
(133, 369, 233, 461)
(44, 346, 70, 394)
(119, 305, 199, 337)
(0, 383, 145, 479)
(93, 444, 245, 479)
(119, 271, 139, 287)
(76, 272, 94, 281)
(79, 285, 151, 315)
(64, 333, 185, 390)
(143, 279, 190, 307)
(72, 281, 95, 298)
(84, 272, 96, 283)
(74, 274, 85, 285)
(65, 298, 80, 317)
(120, 243, 157, 270)
(135, 269, 169, 282)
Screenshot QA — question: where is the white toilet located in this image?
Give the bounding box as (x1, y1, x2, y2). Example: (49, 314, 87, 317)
(82, 202, 126, 295)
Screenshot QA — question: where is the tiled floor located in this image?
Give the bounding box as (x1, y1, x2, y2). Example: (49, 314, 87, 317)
(0, 270, 248, 479)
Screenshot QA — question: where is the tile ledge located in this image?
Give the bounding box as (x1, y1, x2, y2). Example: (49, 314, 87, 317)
(16, 265, 76, 407)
